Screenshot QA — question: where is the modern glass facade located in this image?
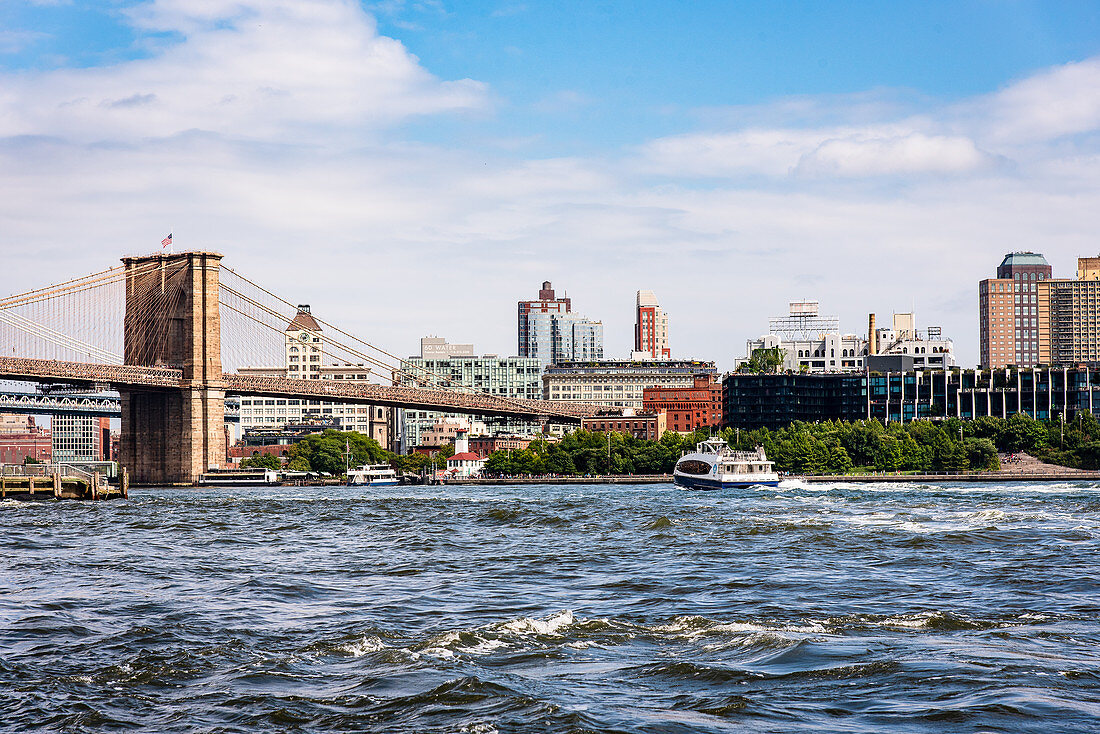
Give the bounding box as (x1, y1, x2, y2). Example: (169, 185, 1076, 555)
(396, 355, 544, 447)
(723, 367, 1100, 429)
(517, 281, 603, 368)
(51, 415, 106, 462)
(525, 311, 604, 368)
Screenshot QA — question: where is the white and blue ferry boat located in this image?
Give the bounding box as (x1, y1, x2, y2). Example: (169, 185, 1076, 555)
(673, 438, 780, 490)
(346, 464, 399, 487)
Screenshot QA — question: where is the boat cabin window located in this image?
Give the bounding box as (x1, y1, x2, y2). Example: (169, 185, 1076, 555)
(676, 459, 712, 475)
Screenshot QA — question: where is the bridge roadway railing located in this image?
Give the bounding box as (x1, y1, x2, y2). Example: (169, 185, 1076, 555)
(0, 356, 183, 388)
(0, 356, 596, 421)
(0, 391, 119, 416)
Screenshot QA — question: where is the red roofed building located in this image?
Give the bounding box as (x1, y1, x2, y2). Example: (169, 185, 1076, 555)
(446, 452, 485, 478)
(446, 429, 485, 477)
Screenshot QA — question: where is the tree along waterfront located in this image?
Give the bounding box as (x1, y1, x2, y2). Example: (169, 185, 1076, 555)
(263, 429, 453, 475)
(245, 412, 1100, 477)
(483, 412, 1100, 476)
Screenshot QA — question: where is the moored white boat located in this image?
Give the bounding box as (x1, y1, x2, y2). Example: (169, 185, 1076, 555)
(673, 438, 780, 490)
(199, 468, 280, 486)
(346, 464, 399, 486)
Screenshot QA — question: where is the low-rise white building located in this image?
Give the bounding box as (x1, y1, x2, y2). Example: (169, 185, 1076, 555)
(235, 305, 390, 446)
(738, 308, 955, 373)
(543, 360, 718, 409)
(444, 430, 484, 478)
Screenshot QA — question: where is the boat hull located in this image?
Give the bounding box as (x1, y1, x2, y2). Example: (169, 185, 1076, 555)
(674, 473, 781, 490)
(347, 479, 400, 487)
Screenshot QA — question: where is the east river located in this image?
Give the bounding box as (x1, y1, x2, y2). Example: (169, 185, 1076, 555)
(2, 481, 1100, 733)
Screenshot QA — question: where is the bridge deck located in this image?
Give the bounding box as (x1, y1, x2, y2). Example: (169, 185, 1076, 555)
(0, 357, 597, 421)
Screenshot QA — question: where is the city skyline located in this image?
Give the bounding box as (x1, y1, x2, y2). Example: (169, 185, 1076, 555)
(2, 2, 1100, 370)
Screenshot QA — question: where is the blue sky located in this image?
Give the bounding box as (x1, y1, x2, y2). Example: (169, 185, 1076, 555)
(8, 1, 1100, 152)
(2, 0, 1100, 368)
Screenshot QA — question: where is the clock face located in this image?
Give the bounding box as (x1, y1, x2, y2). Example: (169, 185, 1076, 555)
(300, 332, 309, 341)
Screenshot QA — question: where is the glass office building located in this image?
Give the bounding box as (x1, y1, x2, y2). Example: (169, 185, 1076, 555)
(525, 311, 604, 369)
(396, 355, 545, 448)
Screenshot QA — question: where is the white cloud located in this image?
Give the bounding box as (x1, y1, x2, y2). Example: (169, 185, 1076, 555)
(640, 124, 995, 179)
(3, 4, 1100, 370)
(0, 0, 487, 143)
(640, 128, 833, 177)
(0, 30, 47, 54)
(794, 132, 991, 177)
(640, 55, 1100, 181)
(974, 56, 1100, 144)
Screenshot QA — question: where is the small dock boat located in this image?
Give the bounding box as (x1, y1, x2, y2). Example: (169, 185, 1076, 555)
(673, 438, 780, 490)
(198, 468, 280, 486)
(346, 464, 399, 487)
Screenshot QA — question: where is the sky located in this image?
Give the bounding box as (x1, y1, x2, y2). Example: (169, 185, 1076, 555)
(2, 0, 1100, 370)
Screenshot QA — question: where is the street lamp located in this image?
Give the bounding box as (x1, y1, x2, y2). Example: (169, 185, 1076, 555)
(606, 431, 612, 476)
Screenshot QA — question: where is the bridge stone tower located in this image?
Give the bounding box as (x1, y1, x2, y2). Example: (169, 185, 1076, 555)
(119, 252, 225, 484)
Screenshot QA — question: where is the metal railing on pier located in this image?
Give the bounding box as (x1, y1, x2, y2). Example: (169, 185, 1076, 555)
(1, 463, 112, 490)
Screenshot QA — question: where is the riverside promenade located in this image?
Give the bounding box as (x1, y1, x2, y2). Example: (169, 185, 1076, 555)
(444, 454, 1100, 485)
(802, 453, 1100, 483)
(445, 474, 672, 485)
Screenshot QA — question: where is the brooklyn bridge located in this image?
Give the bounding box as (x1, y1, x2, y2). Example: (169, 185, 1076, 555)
(0, 251, 599, 484)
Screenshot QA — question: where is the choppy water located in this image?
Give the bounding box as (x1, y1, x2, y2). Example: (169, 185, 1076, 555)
(3, 481, 1100, 733)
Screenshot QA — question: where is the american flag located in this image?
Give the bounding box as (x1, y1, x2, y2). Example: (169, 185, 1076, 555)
(161, 233, 172, 248)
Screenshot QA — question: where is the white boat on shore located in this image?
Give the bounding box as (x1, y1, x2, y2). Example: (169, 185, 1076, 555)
(673, 438, 780, 490)
(346, 464, 399, 486)
(199, 468, 280, 486)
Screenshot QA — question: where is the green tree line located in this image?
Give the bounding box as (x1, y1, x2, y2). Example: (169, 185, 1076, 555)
(238, 429, 454, 475)
(237, 412, 1100, 477)
(482, 413, 1100, 476)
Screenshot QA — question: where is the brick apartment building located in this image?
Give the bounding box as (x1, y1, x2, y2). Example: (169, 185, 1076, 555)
(581, 410, 667, 441)
(642, 374, 722, 432)
(468, 435, 535, 459)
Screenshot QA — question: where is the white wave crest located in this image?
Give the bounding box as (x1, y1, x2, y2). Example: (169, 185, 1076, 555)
(340, 634, 388, 657)
(416, 610, 579, 659)
(500, 609, 575, 636)
(655, 615, 825, 638)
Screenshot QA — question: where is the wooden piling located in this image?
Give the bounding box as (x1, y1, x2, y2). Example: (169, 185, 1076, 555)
(121, 467, 129, 499)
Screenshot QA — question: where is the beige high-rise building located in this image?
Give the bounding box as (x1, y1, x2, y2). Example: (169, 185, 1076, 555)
(979, 252, 1052, 368)
(1037, 256, 1100, 366)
